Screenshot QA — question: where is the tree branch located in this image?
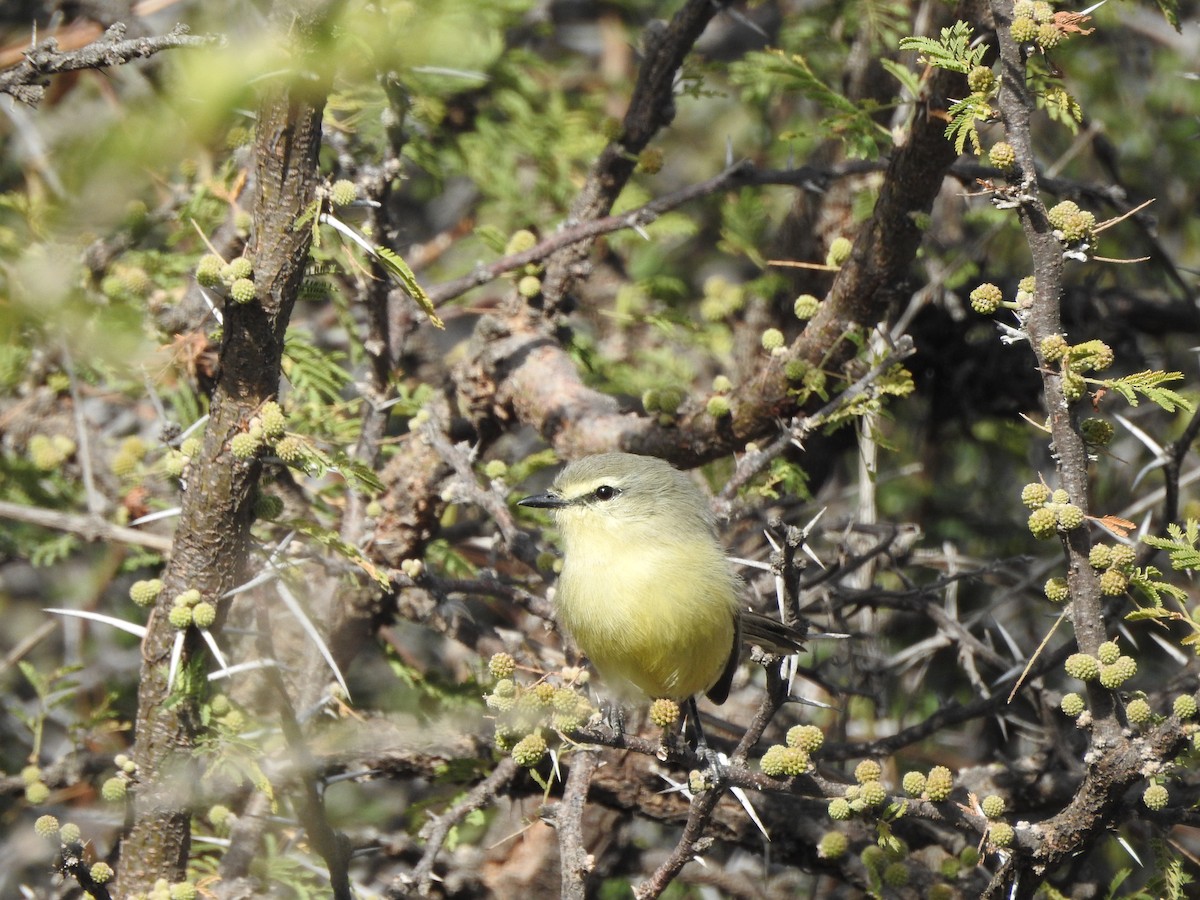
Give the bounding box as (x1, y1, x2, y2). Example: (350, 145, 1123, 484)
(0, 23, 222, 106)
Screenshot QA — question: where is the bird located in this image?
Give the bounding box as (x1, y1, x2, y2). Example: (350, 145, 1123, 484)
(517, 452, 805, 714)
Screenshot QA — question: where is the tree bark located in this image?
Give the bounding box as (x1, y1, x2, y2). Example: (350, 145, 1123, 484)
(116, 2, 337, 892)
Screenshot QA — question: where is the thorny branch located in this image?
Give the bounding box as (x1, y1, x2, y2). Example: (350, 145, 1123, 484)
(0, 23, 222, 106)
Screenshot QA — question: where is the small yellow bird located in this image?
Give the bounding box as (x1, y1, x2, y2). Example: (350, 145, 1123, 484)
(518, 452, 803, 707)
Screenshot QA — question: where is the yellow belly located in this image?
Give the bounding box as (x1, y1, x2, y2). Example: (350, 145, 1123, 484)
(555, 531, 737, 700)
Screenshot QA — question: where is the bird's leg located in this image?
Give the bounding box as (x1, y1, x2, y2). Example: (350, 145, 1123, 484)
(685, 697, 726, 784)
(601, 699, 626, 738)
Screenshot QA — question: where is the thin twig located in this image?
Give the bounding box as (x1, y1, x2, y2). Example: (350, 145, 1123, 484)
(0, 23, 223, 106)
(0, 499, 173, 552)
(406, 757, 520, 895)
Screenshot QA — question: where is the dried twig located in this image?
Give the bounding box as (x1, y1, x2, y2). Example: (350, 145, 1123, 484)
(0, 23, 222, 106)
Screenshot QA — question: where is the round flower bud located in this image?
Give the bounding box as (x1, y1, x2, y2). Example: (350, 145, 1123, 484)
(59, 822, 82, 844)
(488, 652, 516, 680)
(101, 776, 127, 801)
(1021, 482, 1051, 509)
(925, 765, 953, 801)
(1099, 567, 1129, 596)
(1174, 694, 1198, 719)
(859, 780, 887, 807)
(637, 147, 664, 174)
(988, 141, 1016, 170)
(1126, 698, 1152, 724)
(1080, 418, 1114, 446)
(552, 688, 581, 713)
(1044, 577, 1069, 603)
(1098, 659, 1135, 690)
(1143, 783, 1169, 811)
(174, 589, 201, 607)
(225, 257, 253, 282)
(1070, 340, 1113, 373)
(793, 294, 820, 319)
(208, 804, 233, 832)
(21, 765, 42, 785)
(1010, 16, 1039, 42)
(1037, 23, 1063, 50)
(1056, 504, 1084, 530)
(883, 862, 909, 888)
(130, 578, 164, 607)
(656, 388, 682, 415)
(861, 845, 886, 870)
(760, 744, 788, 776)
(1040, 334, 1069, 363)
(191, 602, 217, 628)
(817, 830, 848, 859)
(854, 760, 882, 784)
(706, 395, 731, 418)
(259, 402, 286, 439)
(1097, 641, 1120, 666)
(711, 375, 732, 394)
(505, 229, 538, 255)
(517, 275, 542, 298)
(1027, 506, 1058, 539)
(968, 65, 996, 94)
(330, 179, 358, 207)
(163, 451, 187, 478)
(511, 733, 548, 767)
(532, 682, 556, 706)
(34, 815, 60, 839)
(25, 781, 50, 804)
(826, 237, 853, 267)
(786, 724, 824, 753)
(90, 862, 114, 884)
(195, 254, 224, 287)
(778, 746, 810, 776)
(168, 605, 193, 629)
(1061, 371, 1086, 403)
(988, 822, 1015, 847)
(1088, 544, 1113, 570)
(230, 432, 260, 459)
(981, 794, 1006, 819)
(901, 771, 926, 796)
(1065, 653, 1100, 681)
(969, 283, 1003, 315)
(169, 883, 198, 900)
(1060, 692, 1085, 717)
(1109, 544, 1136, 570)
(272, 435, 304, 463)
(1051, 489, 1070, 504)
(761, 328, 785, 352)
(254, 493, 284, 521)
(960, 846, 981, 867)
(229, 277, 257, 304)
(827, 797, 852, 820)
(649, 698, 680, 728)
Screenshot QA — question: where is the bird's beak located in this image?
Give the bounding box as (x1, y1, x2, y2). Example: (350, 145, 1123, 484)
(518, 491, 567, 509)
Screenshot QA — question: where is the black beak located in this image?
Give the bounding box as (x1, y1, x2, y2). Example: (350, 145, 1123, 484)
(518, 491, 567, 509)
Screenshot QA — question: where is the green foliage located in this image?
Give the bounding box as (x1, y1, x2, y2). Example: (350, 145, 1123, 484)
(14, 663, 83, 761)
(1096, 370, 1193, 413)
(1144, 521, 1200, 572)
(730, 50, 892, 158)
(372, 245, 444, 330)
(292, 520, 391, 589)
(898, 22, 988, 75)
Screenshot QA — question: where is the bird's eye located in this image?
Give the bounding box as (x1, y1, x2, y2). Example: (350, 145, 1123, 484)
(593, 484, 619, 501)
